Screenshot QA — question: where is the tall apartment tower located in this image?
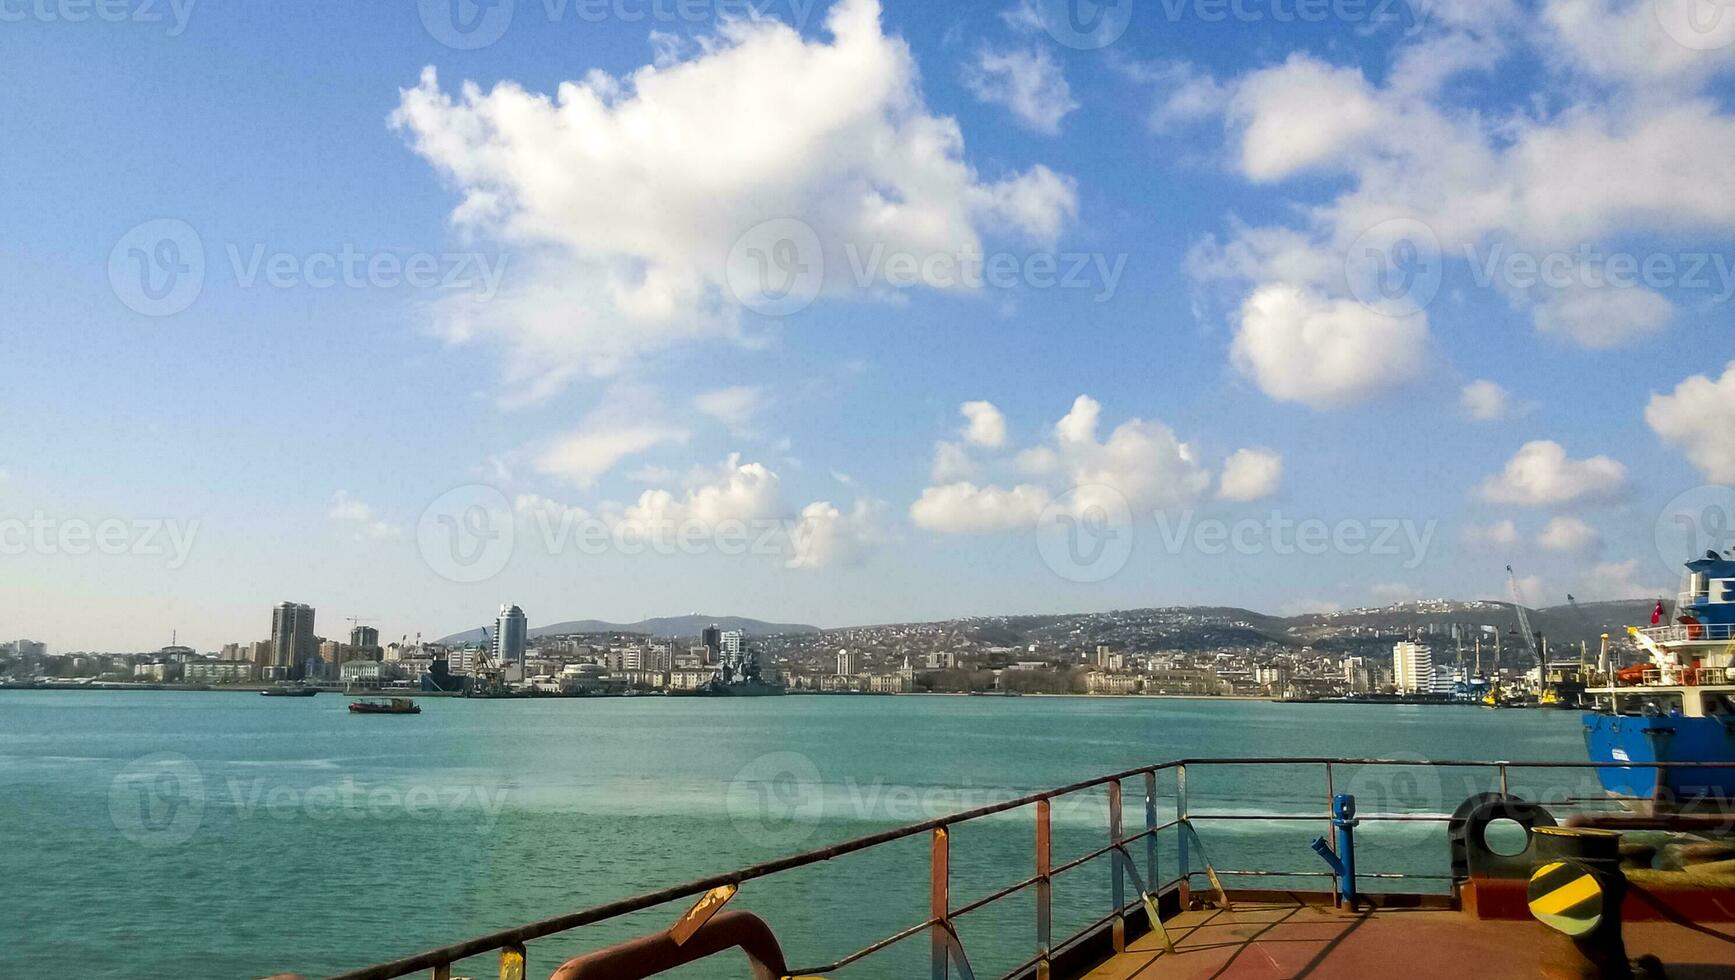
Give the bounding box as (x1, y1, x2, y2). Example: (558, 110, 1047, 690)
(271, 602, 317, 678)
(701, 625, 722, 665)
(350, 625, 379, 649)
(1392, 641, 1434, 694)
(494, 604, 527, 667)
(719, 629, 746, 681)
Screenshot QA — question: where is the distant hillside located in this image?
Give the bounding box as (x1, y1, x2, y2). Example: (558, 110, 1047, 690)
(437, 614, 820, 646)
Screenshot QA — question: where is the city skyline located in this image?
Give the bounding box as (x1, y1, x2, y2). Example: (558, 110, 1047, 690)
(5, 0, 1735, 652)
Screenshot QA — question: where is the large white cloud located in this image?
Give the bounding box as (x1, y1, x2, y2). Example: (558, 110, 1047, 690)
(910, 481, 1051, 533)
(1229, 55, 1384, 183)
(1230, 284, 1428, 409)
(1477, 441, 1627, 506)
(586, 454, 883, 569)
(1181, 9, 1735, 377)
(393, 0, 1075, 397)
(1646, 362, 1735, 482)
(911, 395, 1214, 533)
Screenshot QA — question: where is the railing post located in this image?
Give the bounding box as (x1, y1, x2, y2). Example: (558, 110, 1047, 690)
(932, 826, 950, 980)
(1144, 770, 1158, 894)
(1176, 764, 1190, 905)
(1036, 799, 1052, 980)
(500, 941, 526, 980)
(432, 966, 451, 980)
(1324, 762, 1338, 898)
(1499, 763, 1510, 798)
(1109, 779, 1126, 953)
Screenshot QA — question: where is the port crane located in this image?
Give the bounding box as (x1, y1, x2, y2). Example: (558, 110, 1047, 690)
(1507, 565, 1555, 704)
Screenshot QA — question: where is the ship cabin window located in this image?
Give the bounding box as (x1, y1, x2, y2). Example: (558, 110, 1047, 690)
(1703, 693, 1735, 716)
(1715, 578, 1735, 604)
(1626, 693, 1684, 717)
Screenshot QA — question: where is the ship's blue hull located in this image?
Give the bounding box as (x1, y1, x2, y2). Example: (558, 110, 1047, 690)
(1583, 711, 1735, 801)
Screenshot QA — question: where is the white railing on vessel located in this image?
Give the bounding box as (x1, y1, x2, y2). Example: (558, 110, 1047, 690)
(1639, 622, 1735, 643)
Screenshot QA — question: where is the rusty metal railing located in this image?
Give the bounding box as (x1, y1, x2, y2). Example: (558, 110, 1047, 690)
(320, 757, 1735, 980)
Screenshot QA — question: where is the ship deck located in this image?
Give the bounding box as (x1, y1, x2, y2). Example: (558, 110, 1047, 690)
(1079, 899, 1735, 979)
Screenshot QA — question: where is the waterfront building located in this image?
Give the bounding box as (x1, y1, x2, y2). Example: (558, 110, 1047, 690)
(1392, 641, 1434, 694)
(494, 604, 527, 667)
(701, 625, 721, 664)
(184, 660, 254, 683)
(836, 649, 860, 676)
(720, 630, 747, 681)
(16, 639, 46, 658)
(270, 602, 317, 679)
(868, 673, 909, 694)
(350, 625, 380, 650)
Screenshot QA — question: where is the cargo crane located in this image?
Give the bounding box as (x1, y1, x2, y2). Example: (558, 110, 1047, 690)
(1506, 565, 1549, 705)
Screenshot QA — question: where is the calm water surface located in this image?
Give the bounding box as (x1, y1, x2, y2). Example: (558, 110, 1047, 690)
(0, 691, 1592, 979)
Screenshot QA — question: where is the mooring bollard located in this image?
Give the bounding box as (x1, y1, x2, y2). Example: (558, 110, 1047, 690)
(1527, 826, 1658, 979)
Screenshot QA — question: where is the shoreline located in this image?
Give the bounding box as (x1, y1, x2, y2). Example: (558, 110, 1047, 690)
(0, 683, 1500, 706)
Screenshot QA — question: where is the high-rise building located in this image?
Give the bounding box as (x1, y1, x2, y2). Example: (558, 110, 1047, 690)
(271, 602, 317, 679)
(701, 625, 722, 665)
(1392, 641, 1434, 694)
(837, 649, 860, 676)
(494, 604, 527, 667)
(350, 625, 379, 649)
(719, 629, 747, 681)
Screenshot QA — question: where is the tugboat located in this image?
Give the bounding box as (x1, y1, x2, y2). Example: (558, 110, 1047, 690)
(1584, 551, 1735, 804)
(348, 697, 421, 715)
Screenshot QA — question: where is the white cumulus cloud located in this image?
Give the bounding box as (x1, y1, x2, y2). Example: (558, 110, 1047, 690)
(960, 400, 1008, 448)
(392, 0, 1075, 398)
(1230, 284, 1428, 409)
(1646, 362, 1735, 483)
(1477, 441, 1626, 506)
(1218, 448, 1283, 502)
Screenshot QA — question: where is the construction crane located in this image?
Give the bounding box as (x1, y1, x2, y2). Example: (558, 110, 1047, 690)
(1506, 565, 1548, 703)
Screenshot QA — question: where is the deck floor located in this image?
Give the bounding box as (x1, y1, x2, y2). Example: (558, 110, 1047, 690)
(1080, 900, 1735, 979)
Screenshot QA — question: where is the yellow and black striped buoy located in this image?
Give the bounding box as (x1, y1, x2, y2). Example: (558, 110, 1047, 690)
(1528, 858, 1605, 937)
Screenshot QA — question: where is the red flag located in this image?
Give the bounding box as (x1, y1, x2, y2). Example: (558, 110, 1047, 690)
(1652, 600, 1665, 626)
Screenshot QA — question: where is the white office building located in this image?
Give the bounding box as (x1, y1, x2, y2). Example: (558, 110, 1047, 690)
(1392, 641, 1434, 694)
(493, 604, 527, 667)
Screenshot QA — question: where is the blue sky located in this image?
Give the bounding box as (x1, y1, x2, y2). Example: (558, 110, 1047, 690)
(3, 0, 1734, 651)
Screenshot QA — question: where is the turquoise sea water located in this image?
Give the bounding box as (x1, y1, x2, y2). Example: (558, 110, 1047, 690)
(0, 691, 1593, 979)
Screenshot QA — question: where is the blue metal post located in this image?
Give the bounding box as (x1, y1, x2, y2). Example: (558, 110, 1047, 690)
(1309, 793, 1359, 908)
(1332, 794, 1358, 906)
